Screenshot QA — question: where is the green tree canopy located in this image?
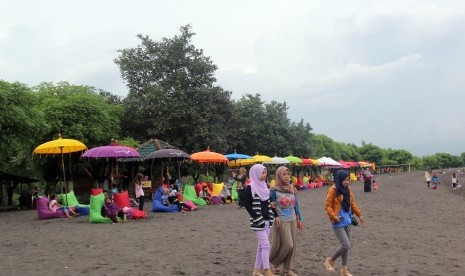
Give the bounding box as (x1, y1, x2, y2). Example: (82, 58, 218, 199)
(35, 82, 124, 147)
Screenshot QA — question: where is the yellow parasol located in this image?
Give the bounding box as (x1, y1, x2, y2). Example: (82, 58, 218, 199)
(33, 134, 87, 199)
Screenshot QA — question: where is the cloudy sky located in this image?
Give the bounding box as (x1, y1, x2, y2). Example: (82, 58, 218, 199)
(2, 1, 464, 156)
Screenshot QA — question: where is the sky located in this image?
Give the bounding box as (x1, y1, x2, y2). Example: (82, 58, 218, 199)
(1, 0, 464, 157)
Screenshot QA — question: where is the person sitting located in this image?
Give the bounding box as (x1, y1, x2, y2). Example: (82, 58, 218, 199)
(199, 186, 212, 205)
(103, 196, 132, 222)
(49, 194, 79, 218)
(220, 184, 233, 204)
(161, 188, 190, 212)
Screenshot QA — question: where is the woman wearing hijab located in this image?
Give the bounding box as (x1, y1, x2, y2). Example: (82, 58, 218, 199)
(269, 166, 303, 276)
(243, 164, 278, 276)
(324, 170, 365, 276)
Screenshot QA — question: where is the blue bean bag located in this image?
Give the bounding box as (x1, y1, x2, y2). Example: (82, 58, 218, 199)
(152, 186, 179, 213)
(75, 205, 90, 215)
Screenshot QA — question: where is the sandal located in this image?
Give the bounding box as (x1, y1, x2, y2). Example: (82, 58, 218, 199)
(324, 257, 335, 273)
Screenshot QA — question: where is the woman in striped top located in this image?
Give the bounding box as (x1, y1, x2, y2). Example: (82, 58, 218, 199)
(244, 164, 278, 276)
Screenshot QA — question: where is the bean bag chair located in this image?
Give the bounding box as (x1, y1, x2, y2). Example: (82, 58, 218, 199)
(183, 185, 207, 206)
(37, 196, 67, 220)
(270, 179, 275, 189)
(90, 188, 103, 196)
(183, 201, 197, 211)
(350, 173, 357, 181)
(212, 183, 224, 196)
(211, 195, 222, 205)
(75, 205, 90, 216)
(89, 193, 112, 223)
(59, 191, 90, 216)
(316, 182, 323, 188)
(292, 176, 297, 184)
(114, 191, 146, 219)
(307, 183, 315, 189)
(60, 191, 80, 206)
(113, 191, 131, 208)
(303, 176, 309, 185)
(231, 181, 238, 201)
(152, 186, 179, 212)
(194, 183, 203, 196)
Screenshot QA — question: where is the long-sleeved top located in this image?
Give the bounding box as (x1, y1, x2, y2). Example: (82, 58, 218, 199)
(270, 190, 303, 222)
(243, 185, 274, 231)
(325, 185, 362, 224)
(135, 181, 144, 198)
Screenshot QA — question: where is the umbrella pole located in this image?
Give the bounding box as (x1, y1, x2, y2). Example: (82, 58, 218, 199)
(60, 148, 68, 206)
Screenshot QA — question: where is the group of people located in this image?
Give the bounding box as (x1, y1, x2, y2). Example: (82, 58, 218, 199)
(424, 170, 461, 190)
(244, 164, 365, 276)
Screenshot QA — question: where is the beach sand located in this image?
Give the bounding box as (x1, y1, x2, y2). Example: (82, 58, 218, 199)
(1, 170, 464, 276)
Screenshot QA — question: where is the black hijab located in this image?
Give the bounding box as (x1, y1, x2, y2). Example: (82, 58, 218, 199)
(334, 170, 350, 212)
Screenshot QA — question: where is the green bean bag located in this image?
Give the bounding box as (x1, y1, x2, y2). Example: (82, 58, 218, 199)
(182, 185, 207, 206)
(61, 191, 80, 206)
(89, 193, 112, 223)
(231, 181, 238, 201)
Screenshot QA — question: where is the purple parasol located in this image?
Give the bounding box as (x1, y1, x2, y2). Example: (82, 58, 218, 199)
(82, 145, 140, 158)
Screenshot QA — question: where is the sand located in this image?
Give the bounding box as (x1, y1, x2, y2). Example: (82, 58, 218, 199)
(1, 170, 464, 276)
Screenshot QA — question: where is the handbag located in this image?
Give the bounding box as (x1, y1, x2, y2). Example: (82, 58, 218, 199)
(351, 215, 359, 226)
(336, 194, 358, 227)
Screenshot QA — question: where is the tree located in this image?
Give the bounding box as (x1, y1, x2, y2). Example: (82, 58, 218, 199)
(0, 81, 48, 172)
(358, 143, 385, 164)
(0, 81, 48, 206)
(115, 25, 234, 152)
(35, 82, 123, 147)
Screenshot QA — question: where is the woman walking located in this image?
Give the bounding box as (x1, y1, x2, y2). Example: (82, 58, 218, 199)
(244, 164, 277, 276)
(269, 166, 303, 276)
(324, 170, 365, 276)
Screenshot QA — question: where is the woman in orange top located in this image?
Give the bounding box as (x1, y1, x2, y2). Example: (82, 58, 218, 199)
(324, 170, 365, 276)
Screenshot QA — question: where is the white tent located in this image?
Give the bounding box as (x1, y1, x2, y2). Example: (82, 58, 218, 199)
(263, 156, 291, 165)
(317, 157, 342, 167)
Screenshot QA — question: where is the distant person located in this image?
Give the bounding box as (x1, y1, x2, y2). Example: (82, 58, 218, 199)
(220, 185, 233, 204)
(363, 168, 372, 192)
(424, 171, 431, 188)
(134, 173, 145, 211)
(324, 170, 365, 276)
(199, 186, 212, 205)
(49, 194, 79, 218)
(451, 173, 458, 189)
(243, 164, 277, 276)
(372, 179, 378, 192)
(431, 171, 440, 189)
(103, 196, 132, 222)
(233, 167, 247, 208)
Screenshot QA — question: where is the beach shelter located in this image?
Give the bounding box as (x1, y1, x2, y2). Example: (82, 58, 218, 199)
(144, 148, 190, 181)
(191, 147, 228, 175)
(285, 155, 302, 164)
(33, 134, 87, 200)
(81, 143, 140, 188)
(263, 156, 290, 165)
(317, 157, 342, 167)
(225, 151, 252, 167)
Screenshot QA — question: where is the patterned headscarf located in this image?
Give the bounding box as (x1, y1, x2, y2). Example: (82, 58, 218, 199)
(249, 164, 269, 200)
(273, 166, 295, 194)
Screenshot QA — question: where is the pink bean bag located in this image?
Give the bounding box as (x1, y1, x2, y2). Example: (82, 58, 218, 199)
(183, 201, 197, 211)
(317, 182, 323, 188)
(37, 197, 66, 220)
(307, 183, 315, 189)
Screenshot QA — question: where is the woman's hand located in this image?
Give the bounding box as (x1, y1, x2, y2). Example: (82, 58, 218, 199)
(297, 220, 304, 231)
(274, 217, 281, 228)
(359, 216, 366, 227)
